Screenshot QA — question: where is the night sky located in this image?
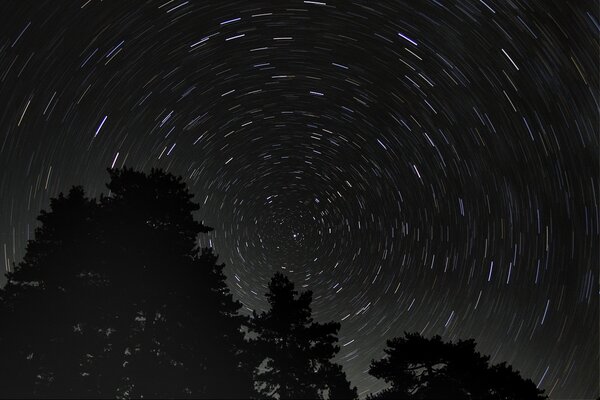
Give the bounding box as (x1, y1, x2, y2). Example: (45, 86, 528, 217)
(0, 1, 598, 398)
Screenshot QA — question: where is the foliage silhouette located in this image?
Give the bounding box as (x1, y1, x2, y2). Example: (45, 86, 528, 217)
(249, 272, 357, 400)
(0, 167, 549, 399)
(367, 332, 547, 400)
(0, 168, 253, 398)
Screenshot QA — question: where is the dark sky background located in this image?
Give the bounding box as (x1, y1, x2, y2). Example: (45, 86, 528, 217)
(0, 1, 598, 398)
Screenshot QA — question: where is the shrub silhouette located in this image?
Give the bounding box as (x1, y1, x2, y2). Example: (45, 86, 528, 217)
(367, 332, 547, 400)
(249, 272, 357, 400)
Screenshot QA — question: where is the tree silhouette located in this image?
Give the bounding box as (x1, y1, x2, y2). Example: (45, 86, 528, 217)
(367, 332, 546, 400)
(0, 168, 253, 398)
(322, 363, 360, 400)
(0, 186, 103, 397)
(249, 272, 357, 400)
(0, 167, 555, 399)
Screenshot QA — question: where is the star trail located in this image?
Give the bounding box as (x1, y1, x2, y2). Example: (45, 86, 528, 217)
(0, 1, 598, 398)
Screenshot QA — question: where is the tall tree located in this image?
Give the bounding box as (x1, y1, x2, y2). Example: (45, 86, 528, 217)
(250, 272, 357, 400)
(0, 186, 104, 397)
(368, 332, 546, 400)
(322, 363, 359, 400)
(0, 168, 253, 398)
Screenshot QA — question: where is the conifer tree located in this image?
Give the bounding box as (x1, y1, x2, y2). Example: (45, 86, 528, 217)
(250, 272, 356, 399)
(367, 332, 546, 400)
(0, 168, 253, 398)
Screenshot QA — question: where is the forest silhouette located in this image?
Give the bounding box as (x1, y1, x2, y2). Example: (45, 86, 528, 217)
(0, 168, 547, 399)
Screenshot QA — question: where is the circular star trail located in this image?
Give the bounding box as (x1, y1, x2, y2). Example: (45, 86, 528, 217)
(0, 1, 597, 398)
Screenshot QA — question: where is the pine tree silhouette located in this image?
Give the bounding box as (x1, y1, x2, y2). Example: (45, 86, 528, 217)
(323, 363, 359, 400)
(1, 167, 552, 399)
(367, 332, 547, 400)
(249, 272, 357, 400)
(0, 168, 253, 398)
(0, 186, 103, 397)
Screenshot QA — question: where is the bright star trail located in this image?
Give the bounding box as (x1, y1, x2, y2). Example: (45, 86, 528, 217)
(0, 1, 597, 398)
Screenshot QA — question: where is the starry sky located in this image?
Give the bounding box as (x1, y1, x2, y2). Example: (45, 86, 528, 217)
(0, 1, 598, 398)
